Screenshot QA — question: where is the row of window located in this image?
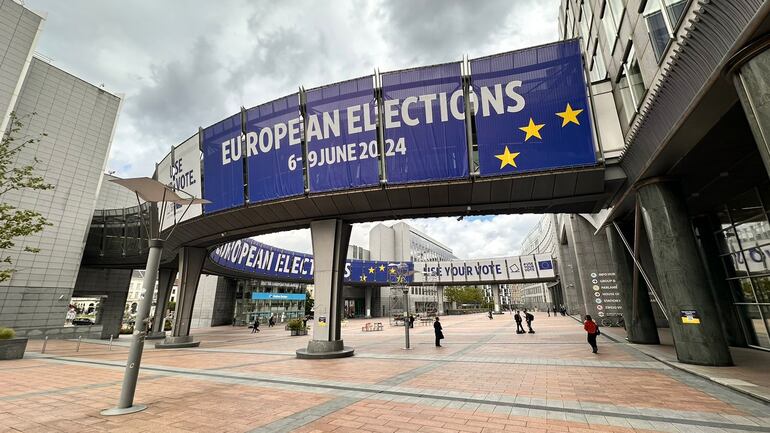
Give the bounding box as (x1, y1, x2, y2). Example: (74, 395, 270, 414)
(563, 0, 688, 126)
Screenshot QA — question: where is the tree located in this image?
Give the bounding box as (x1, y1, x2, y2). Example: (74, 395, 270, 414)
(304, 290, 314, 316)
(444, 286, 484, 307)
(0, 112, 53, 282)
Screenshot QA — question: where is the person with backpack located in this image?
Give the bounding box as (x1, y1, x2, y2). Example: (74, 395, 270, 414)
(523, 309, 535, 333)
(251, 317, 260, 334)
(514, 310, 525, 334)
(584, 314, 600, 353)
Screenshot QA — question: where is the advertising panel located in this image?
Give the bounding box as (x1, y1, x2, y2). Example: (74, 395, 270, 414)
(505, 257, 524, 280)
(202, 113, 245, 213)
(413, 262, 447, 283)
(245, 94, 305, 203)
(306, 77, 380, 192)
(252, 293, 307, 301)
(535, 254, 555, 279)
(381, 63, 469, 184)
(210, 238, 409, 284)
(491, 258, 511, 281)
(519, 255, 540, 280)
(471, 40, 596, 177)
(157, 134, 202, 230)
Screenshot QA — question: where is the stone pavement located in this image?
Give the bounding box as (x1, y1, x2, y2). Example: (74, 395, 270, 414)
(1, 313, 769, 432)
(601, 326, 770, 404)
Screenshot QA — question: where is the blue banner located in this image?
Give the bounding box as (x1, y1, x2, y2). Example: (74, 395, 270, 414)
(381, 63, 469, 184)
(210, 238, 412, 285)
(252, 292, 307, 301)
(245, 95, 305, 202)
(202, 113, 245, 213)
(472, 40, 596, 176)
(306, 77, 380, 192)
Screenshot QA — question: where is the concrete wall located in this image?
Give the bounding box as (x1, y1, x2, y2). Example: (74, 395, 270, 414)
(0, 56, 121, 333)
(0, 0, 42, 133)
(190, 275, 235, 328)
(369, 224, 395, 261)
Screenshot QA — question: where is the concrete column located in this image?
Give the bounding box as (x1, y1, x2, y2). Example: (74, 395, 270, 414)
(637, 180, 732, 366)
(492, 285, 501, 313)
(606, 225, 659, 344)
(150, 268, 176, 336)
(437, 286, 445, 315)
(729, 37, 770, 178)
(365, 286, 372, 318)
(297, 219, 354, 358)
(170, 247, 206, 340)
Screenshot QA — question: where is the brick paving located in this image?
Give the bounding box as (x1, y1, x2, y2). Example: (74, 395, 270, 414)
(1, 313, 769, 432)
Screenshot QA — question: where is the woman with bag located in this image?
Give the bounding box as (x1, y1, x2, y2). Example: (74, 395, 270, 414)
(584, 315, 599, 353)
(434, 317, 444, 347)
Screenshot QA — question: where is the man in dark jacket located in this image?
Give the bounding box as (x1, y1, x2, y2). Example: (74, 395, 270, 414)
(514, 311, 525, 334)
(524, 309, 535, 333)
(434, 317, 444, 347)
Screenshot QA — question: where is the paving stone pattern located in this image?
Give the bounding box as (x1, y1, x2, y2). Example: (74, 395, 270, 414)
(2, 313, 769, 432)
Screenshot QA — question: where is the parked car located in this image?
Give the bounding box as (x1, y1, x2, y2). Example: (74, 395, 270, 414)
(72, 318, 94, 325)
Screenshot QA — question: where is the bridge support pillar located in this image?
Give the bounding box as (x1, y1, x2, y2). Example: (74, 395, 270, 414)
(637, 180, 731, 366)
(605, 225, 659, 344)
(148, 268, 176, 339)
(492, 285, 501, 313)
(297, 219, 354, 359)
(437, 286, 445, 315)
(365, 286, 372, 318)
(156, 247, 206, 349)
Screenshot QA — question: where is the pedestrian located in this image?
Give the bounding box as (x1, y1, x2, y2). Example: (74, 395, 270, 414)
(584, 314, 600, 353)
(251, 317, 260, 333)
(547, 308, 551, 317)
(409, 314, 415, 328)
(488, 310, 493, 320)
(302, 315, 308, 328)
(268, 315, 275, 327)
(524, 309, 535, 333)
(514, 310, 525, 334)
(553, 306, 558, 317)
(434, 316, 444, 347)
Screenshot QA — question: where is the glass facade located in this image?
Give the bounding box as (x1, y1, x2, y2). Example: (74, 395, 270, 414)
(714, 185, 770, 349)
(643, 0, 689, 61)
(233, 279, 307, 325)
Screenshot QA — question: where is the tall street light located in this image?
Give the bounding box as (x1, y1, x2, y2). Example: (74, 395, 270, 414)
(101, 177, 208, 416)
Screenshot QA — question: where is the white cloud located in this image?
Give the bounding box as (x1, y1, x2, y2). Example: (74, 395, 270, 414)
(255, 214, 543, 259)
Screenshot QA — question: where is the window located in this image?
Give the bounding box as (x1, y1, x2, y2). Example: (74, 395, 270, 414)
(601, 0, 625, 50)
(579, 3, 592, 48)
(616, 44, 646, 124)
(643, 0, 688, 61)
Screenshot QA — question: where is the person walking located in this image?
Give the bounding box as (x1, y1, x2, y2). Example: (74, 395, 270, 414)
(514, 310, 525, 334)
(553, 306, 558, 317)
(584, 315, 600, 353)
(547, 308, 551, 317)
(488, 310, 493, 320)
(524, 309, 535, 333)
(434, 316, 444, 347)
(409, 314, 415, 329)
(251, 317, 260, 333)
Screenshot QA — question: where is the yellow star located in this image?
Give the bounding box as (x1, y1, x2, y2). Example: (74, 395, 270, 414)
(368, 267, 375, 274)
(519, 118, 545, 141)
(389, 268, 396, 274)
(556, 103, 583, 127)
(495, 146, 520, 169)
(378, 264, 385, 272)
(360, 275, 367, 282)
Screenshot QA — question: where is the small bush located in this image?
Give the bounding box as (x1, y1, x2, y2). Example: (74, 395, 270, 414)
(287, 319, 305, 331)
(120, 325, 134, 335)
(164, 320, 172, 331)
(0, 327, 15, 339)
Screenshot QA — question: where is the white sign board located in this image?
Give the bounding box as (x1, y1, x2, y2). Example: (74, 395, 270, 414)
(413, 255, 555, 284)
(157, 133, 202, 230)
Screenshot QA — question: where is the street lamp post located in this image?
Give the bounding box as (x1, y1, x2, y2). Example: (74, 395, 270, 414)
(101, 177, 208, 416)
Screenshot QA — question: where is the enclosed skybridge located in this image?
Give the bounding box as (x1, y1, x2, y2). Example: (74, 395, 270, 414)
(86, 39, 624, 357)
(206, 238, 557, 286)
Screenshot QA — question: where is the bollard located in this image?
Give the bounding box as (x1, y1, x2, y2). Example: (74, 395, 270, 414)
(42, 336, 48, 354)
(109, 334, 113, 351)
(76, 335, 82, 352)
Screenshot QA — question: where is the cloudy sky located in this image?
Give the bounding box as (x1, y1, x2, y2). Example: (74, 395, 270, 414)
(25, 0, 559, 258)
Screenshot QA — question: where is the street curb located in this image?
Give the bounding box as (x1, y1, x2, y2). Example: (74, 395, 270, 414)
(568, 316, 770, 406)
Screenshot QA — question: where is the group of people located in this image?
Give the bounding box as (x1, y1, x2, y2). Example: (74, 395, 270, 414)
(512, 309, 535, 334)
(546, 305, 568, 317)
(250, 312, 294, 334)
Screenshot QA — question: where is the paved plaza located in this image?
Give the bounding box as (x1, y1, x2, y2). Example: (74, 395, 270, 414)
(2, 313, 770, 433)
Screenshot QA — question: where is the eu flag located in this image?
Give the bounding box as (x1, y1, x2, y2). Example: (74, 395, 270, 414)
(472, 40, 596, 176)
